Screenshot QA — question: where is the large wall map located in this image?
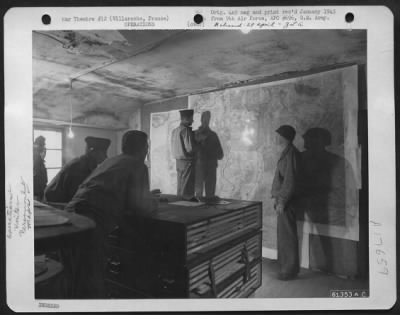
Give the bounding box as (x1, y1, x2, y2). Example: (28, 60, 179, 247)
(150, 66, 360, 249)
(150, 110, 180, 195)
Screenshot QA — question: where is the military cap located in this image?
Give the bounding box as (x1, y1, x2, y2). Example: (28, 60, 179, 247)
(85, 137, 111, 151)
(179, 109, 194, 119)
(276, 125, 296, 142)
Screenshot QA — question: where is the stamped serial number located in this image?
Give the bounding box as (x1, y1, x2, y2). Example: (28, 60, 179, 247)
(38, 302, 60, 308)
(330, 290, 369, 298)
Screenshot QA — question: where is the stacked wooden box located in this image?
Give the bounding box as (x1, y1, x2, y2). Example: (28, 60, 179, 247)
(105, 198, 263, 298)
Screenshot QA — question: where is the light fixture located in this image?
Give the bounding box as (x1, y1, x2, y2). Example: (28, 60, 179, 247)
(68, 125, 74, 139)
(67, 80, 75, 139)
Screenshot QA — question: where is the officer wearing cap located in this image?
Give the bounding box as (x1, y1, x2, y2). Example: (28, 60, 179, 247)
(171, 109, 198, 201)
(65, 130, 159, 298)
(33, 136, 48, 200)
(44, 136, 111, 203)
(271, 125, 302, 280)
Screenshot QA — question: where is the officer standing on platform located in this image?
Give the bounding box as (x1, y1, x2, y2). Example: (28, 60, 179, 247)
(271, 125, 302, 281)
(171, 109, 198, 201)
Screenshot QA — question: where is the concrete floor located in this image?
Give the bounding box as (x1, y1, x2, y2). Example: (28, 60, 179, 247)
(254, 258, 369, 298)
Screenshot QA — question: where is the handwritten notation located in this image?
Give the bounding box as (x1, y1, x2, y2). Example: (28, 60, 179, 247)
(6, 185, 13, 238)
(370, 220, 388, 276)
(6, 177, 33, 239)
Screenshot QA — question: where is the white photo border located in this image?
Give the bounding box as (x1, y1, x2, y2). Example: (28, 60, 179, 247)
(4, 6, 396, 312)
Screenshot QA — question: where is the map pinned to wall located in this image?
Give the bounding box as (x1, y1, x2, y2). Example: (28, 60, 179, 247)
(150, 110, 180, 195)
(150, 66, 360, 249)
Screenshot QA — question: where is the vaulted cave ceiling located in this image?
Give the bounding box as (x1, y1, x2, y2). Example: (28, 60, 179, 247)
(33, 29, 366, 129)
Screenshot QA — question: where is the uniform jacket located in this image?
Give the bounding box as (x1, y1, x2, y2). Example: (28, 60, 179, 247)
(64, 154, 153, 233)
(194, 126, 224, 166)
(44, 154, 97, 203)
(171, 123, 196, 160)
(271, 143, 302, 206)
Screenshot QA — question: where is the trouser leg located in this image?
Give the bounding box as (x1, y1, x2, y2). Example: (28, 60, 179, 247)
(204, 165, 217, 198)
(195, 160, 204, 198)
(176, 162, 183, 196)
(277, 205, 299, 276)
(176, 160, 195, 199)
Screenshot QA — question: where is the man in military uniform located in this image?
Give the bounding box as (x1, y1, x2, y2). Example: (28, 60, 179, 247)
(271, 125, 302, 280)
(65, 130, 159, 298)
(44, 137, 111, 203)
(171, 109, 198, 201)
(33, 136, 48, 201)
(194, 111, 224, 201)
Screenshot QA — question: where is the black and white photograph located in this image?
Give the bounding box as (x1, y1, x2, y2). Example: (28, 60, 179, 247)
(31, 28, 368, 299)
(4, 6, 396, 312)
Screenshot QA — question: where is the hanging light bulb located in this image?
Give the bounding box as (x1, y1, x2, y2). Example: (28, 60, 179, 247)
(68, 125, 74, 138)
(68, 80, 74, 139)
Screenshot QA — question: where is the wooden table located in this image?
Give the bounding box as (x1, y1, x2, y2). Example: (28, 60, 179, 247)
(34, 201, 95, 253)
(34, 201, 96, 298)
